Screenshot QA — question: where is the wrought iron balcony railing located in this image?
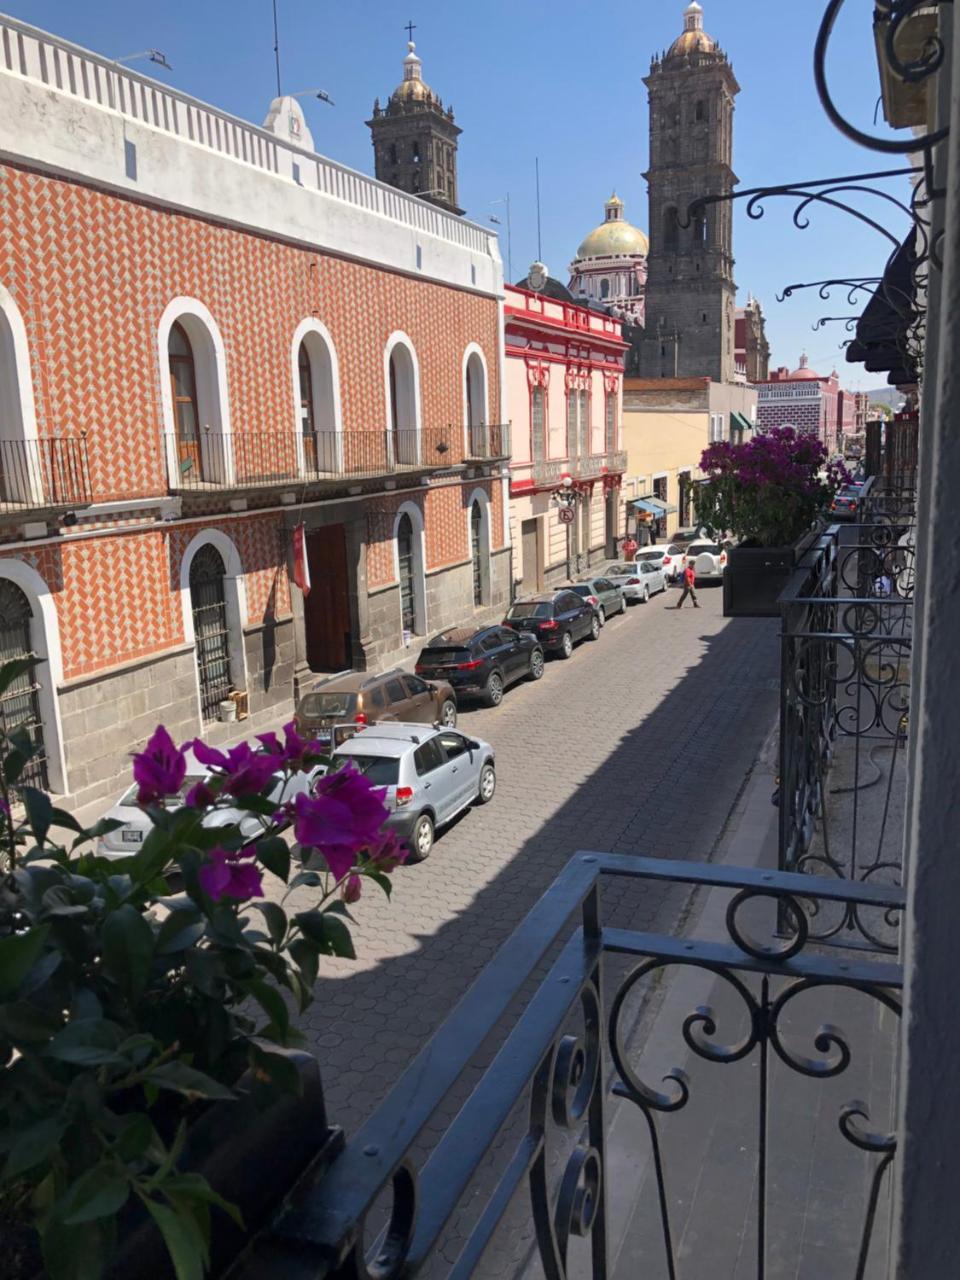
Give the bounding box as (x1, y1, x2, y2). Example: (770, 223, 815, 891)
(464, 422, 511, 461)
(234, 854, 903, 1278)
(163, 428, 460, 492)
(0, 435, 91, 516)
(530, 449, 628, 489)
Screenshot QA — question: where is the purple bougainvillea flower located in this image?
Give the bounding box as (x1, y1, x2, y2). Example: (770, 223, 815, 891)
(185, 780, 216, 810)
(257, 721, 327, 770)
(133, 725, 187, 806)
(198, 846, 264, 902)
(293, 764, 389, 855)
(191, 739, 278, 798)
(371, 830, 409, 873)
(341, 873, 363, 905)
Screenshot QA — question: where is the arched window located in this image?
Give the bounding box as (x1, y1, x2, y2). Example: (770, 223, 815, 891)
(394, 503, 426, 638)
(695, 99, 707, 122)
(298, 342, 315, 466)
(169, 321, 202, 480)
(388, 143, 398, 165)
(397, 513, 416, 634)
(471, 501, 484, 607)
(412, 140, 421, 162)
(600, 279, 610, 300)
(663, 206, 680, 252)
(295, 325, 340, 474)
(387, 339, 419, 466)
(0, 291, 41, 506)
(189, 544, 232, 721)
(531, 386, 546, 463)
(0, 579, 48, 788)
(464, 349, 488, 457)
(693, 209, 708, 246)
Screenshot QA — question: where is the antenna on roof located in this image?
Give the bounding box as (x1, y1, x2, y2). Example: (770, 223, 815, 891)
(272, 0, 282, 97)
(535, 157, 542, 263)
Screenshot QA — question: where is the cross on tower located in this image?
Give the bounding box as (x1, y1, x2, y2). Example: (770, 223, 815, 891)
(405, 19, 416, 42)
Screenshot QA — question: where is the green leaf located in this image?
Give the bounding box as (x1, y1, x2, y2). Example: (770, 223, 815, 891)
(40, 1217, 107, 1280)
(59, 1163, 130, 1224)
(2, 1117, 65, 1179)
(295, 909, 356, 959)
(242, 978, 290, 1039)
(101, 904, 155, 1002)
(249, 1039, 303, 1096)
(48, 806, 85, 836)
(146, 1061, 236, 1102)
(142, 1196, 206, 1280)
(0, 924, 50, 997)
(162, 1172, 244, 1228)
(252, 900, 287, 946)
(44, 1018, 126, 1066)
(114, 1114, 162, 1163)
(367, 869, 393, 899)
(288, 937, 319, 989)
(155, 907, 205, 955)
(256, 836, 290, 883)
(0, 1001, 61, 1044)
(0, 656, 37, 699)
(21, 785, 53, 845)
(287, 869, 323, 891)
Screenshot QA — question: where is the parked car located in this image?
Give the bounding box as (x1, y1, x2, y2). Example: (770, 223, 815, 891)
(415, 625, 544, 707)
(97, 749, 323, 858)
(635, 543, 686, 583)
(598, 560, 667, 603)
(330, 722, 496, 861)
(684, 541, 729, 582)
(503, 589, 599, 658)
(829, 485, 864, 520)
(671, 526, 711, 548)
(294, 668, 457, 747)
(567, 576, 626, 625)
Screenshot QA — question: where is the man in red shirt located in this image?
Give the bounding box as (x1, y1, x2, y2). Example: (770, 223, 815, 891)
(675, 562, 699, 609)
(621, 533, 638, 560)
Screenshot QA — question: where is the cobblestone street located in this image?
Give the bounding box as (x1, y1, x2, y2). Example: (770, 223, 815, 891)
(273, 582, 781, 1135)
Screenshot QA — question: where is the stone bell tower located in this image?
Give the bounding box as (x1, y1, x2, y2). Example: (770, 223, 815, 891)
(367, 38, 463, 216)
(640, 2, 739, 382)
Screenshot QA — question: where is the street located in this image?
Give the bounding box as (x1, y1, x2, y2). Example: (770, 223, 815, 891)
(275, 583, 782, 1135)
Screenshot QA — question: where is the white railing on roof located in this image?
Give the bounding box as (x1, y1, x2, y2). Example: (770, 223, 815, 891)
(0, 12, 493, 257)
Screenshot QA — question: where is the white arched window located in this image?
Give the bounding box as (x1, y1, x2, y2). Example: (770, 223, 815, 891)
(466, 487, 492, 608)
(393, 500, 427, 638)
(179, 530, 248, 727)
(292, 319, 342, 477)
(384, 333, 421, 467)
(0, 558, 67, 795)
(0, 284, 41, 506)
(158, 299, 232, 488)
(463, 344, 489, 458)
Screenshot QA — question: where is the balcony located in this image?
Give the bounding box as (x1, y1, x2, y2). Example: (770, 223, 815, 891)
(464, 422, 511, 461)
(163, 428, 461, 493)
(0, 435, 91, 519)
(531, 449, 628, 489)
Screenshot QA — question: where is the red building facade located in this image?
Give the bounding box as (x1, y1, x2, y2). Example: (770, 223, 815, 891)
(756, 354, 852, 454)
(0, 15, 508, 810)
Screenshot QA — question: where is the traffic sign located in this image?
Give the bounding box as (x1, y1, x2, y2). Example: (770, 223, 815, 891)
(558, 505, 575, 525)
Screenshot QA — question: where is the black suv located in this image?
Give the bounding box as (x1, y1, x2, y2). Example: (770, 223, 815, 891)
(502, 590, 599, 659)
(415, 625, 544, 707)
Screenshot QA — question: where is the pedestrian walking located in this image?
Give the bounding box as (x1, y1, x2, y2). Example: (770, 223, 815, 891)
(621, 533, 638, 560)
(675, 562, 699, 609)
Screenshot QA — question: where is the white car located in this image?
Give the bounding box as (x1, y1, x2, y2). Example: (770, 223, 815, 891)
(635, 544, 686, 583)
(684, 541, 729, 582)
(97, 748, 323, 858)
(599, 560, 668, 603)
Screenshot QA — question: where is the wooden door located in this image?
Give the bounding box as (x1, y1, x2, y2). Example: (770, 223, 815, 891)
(520, 519, 541, 594)
(304, 525, 352, 672)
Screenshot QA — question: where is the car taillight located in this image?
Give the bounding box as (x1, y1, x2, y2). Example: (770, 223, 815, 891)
(720, 552, 727, 565)
(414, 663, 426, 673)
(587, 595, 599, 606)
(540, 619, 559, 630)
(354, 711, 367, 725)
(396, 786, 414, 806)
(626, 577, 640, 585)
(454, 658, 484, 670)
(662, 557, 670, 565)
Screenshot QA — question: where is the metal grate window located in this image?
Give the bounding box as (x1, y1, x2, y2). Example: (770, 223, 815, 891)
(605, 393, 617, 451)
(471, 502, 483, 607)
(0, 580, 48, 789)
(397, 514, 416, 633)
(189, 544, 232, 722)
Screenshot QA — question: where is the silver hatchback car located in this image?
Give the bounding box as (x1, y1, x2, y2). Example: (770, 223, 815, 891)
(331, 722, 496, 862)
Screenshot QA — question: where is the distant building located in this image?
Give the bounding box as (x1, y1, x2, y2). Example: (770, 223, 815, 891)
(505, 265, 628, 589)
(735, 295, 770, 382)
(568, 194, 648, 325)
(756, 355, 855, 454)
(368, 40, 463, 215)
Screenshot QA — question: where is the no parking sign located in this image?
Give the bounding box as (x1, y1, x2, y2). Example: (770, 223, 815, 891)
(558, 505, 575, 525)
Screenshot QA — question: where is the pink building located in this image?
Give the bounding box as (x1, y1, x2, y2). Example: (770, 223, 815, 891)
(756, 354, 853, 455)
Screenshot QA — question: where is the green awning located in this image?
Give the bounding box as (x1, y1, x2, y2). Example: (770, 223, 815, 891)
(730, 411, 754, 434)
(631, 496, 677, 516)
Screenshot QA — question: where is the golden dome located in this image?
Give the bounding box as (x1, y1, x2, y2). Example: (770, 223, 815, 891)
(667, 2, 717, 59)
(392, 42, 435, 104)
(575, 194, 648, 260)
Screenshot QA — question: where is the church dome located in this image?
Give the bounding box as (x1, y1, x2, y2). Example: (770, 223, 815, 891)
(392, 41, 434, 103)
(789, 353, 822, 380)
(575, 193, 649, 260)
(667, 2, 717, 59)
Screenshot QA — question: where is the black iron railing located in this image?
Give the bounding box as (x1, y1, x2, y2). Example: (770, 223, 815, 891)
(465, 422, 511, 460)
(164, 428, 460, 491)
(0, 436, 91, 514)
(233, 854, 903, 1279)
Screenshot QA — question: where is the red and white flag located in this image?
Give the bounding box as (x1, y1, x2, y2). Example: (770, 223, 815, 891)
(292, 523, 311, 597)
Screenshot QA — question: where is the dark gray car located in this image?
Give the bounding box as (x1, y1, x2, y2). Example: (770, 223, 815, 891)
(568, 577, 626, 626)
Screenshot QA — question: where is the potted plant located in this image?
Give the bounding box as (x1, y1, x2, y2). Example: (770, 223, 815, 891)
(695, 426, 849, 617)
(0, 659, 405, 1280)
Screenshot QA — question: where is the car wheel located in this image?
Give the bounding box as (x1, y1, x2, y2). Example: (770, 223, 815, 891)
(559, 631, 574, 659)
(642, 586, 650, 604)
(528, 648, 545, 680)
(439, 699, 457, 728)
(588, 614, 601, 641)
(597, 605, 606, 627)
(484, 671, 504, 706)
(476, 762, 496, 804)
(407, 813, 435, 863)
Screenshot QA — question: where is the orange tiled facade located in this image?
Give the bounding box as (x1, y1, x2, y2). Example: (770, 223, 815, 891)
(0, 160, 508, 808)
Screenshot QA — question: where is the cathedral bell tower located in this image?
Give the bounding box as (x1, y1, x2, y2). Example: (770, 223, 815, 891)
(640, 2, 739, 382)
(367, 39, 463, 216)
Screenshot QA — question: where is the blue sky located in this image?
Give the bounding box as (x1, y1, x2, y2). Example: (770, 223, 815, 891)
(8, 0, 912, 387)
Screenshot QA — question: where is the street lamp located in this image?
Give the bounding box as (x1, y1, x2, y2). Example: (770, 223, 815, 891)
(115, 49, 172, 71)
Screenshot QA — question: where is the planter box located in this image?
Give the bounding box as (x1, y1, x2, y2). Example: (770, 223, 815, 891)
(723, 532, 817, 618)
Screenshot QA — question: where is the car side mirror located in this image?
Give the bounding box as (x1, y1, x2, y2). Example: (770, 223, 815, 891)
(467, 740, 481, 751)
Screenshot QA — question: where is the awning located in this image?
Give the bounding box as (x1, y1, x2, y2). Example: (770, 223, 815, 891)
(846, 227, 919, 386)
(631, 496, 677, 516)
(730, 410, 753, 434)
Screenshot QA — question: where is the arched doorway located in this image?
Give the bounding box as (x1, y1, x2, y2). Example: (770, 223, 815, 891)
(295, 325, 340, 475)
(298, 342, 316, 470)
(397, 512, 416, 635)
(465, 349, 488, 457)
(169, 321, 203, 481)
(0, 579, 48, 788)
(189, 544, 232, 721)
(387, 340, 419, 466)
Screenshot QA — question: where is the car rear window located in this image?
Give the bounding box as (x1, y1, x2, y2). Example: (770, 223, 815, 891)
(336, 755, 399, 785)
(570, 585, 592, 597)
(635, 551, 663, 563)
(421, 646, 471, 663)
(299, 691, 357, 717)
(508, 602, 552, 619)
(690, 545, 721, 556)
